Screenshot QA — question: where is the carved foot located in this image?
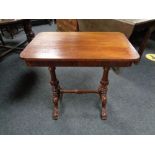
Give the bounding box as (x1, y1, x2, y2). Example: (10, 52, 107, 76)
(51, 87, 60, 120)
(52, 108, 59, 120)
(100, 95, 107, 120)
(101, 108, 107, 120)
(52, 96, 59, 120)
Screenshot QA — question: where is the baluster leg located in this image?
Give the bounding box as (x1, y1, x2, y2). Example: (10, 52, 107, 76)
(98, 67, 110, 120)
(49, 66, 60, 120)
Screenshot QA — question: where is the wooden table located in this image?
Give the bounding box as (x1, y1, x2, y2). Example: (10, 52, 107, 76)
(20, 32, 139, 120)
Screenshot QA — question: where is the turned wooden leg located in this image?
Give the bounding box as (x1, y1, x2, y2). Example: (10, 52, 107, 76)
(98, 67, 110, 120)
(23, 19, 35, 43)
(49, 66, 60, 120)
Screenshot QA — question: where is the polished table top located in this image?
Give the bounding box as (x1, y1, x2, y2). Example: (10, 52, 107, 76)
(20, 32, 139, 66)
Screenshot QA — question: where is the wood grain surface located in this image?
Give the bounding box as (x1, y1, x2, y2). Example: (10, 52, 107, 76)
(20, 32, 139, 66)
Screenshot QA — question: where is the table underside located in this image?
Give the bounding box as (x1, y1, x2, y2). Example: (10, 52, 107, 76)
(24, 60, 134, 67)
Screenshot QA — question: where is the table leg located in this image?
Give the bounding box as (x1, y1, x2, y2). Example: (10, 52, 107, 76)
(49, 66, 60, 120)
(23, 19, 35, 42)
(98, 67, 110, 120)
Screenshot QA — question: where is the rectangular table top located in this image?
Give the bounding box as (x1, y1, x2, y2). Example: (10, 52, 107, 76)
(20, 32, 139, 67)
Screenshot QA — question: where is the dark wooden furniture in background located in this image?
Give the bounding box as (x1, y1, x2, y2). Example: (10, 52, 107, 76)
(20, 32, 139, 120)
(0, 19, 35, 58)
(56, 19, 79, 32)
(56, 19, 155, 60)
(128, 20, 155, 60)
(31, 19, 54, 26)
(0, 33, 4, 45)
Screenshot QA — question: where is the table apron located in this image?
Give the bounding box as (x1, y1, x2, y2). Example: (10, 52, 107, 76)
(25, 60, 133, 67)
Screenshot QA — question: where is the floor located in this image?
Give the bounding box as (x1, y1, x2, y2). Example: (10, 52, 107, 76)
(0, 24, 155, 134)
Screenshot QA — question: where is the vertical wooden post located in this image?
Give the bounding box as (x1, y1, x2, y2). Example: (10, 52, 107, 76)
(98, 67, 110, 120)
(49, 66, 60, 120)
(23, 19, 35, 42)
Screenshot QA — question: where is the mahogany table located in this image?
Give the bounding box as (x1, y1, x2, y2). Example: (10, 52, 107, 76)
(20, 32, 139, 120)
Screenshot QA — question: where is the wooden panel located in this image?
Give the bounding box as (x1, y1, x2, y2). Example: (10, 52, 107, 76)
(56, 19, 78, 32)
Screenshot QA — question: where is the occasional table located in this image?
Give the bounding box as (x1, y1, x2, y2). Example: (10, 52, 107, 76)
(20, 32, 139, 120)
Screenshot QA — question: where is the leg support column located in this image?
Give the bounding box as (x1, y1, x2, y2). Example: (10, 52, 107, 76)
(49, 66, 60, 120)
(98, 67, 110, 120)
